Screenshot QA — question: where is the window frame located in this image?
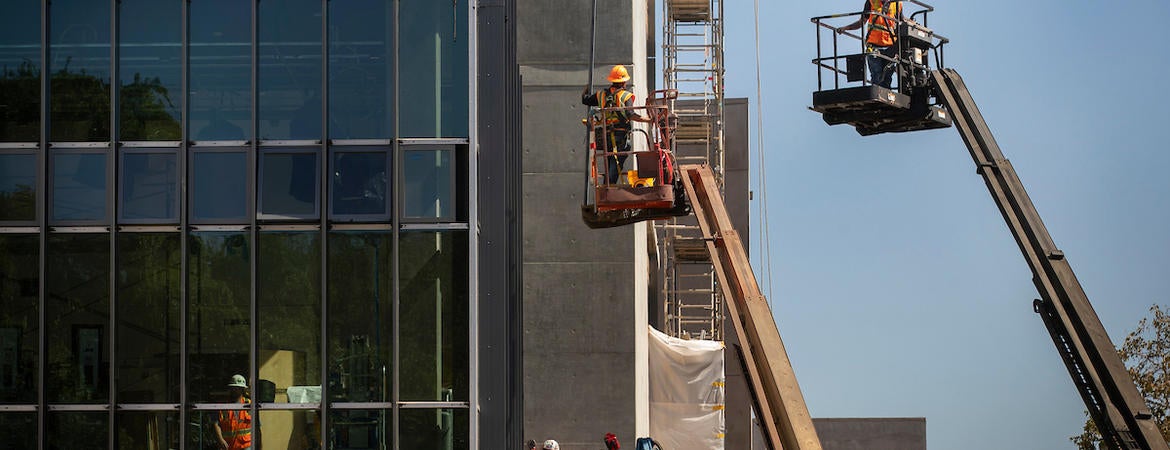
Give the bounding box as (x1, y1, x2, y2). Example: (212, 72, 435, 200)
(47, 144, 112, 226)
(117, 143, 181, 225)
(398, 142, 457, 224)
(257, 144, 321, 222)
(0, 146, 40, 226)
(188, 142, 252, 225)
(329, 141, 392, 223)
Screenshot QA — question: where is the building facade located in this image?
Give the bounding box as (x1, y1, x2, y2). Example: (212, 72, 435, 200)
(0, 0, 527, 448)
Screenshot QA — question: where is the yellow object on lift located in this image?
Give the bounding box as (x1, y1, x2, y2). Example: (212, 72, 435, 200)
(627, 170, 655, 187)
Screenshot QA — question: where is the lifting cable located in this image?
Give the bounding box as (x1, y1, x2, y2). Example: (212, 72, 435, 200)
(582, 0, 598, 204)
(752, 0, 776, 303)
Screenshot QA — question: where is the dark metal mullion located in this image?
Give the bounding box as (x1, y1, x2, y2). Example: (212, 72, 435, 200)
(179, 0, 191, 446)
(37, 0, 49, 448)
(249, 0, 260, 438)
(108, 0, 120, 446)
(318, 0, 330, 446)
(392, 1, 401, 447)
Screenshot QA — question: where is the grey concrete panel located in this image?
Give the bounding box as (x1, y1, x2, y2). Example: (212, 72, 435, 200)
(523, 86, 593, 174)
(724, 323, 753, 450)
(522, 173, 634, 263)
(813, 418, 927, 450)
(523, 262, 636, 353)
(724, 98, 750, 171)
(524, 351, 636, 450)
(726, 168, 750, 252)
(517, 0, 634, 65)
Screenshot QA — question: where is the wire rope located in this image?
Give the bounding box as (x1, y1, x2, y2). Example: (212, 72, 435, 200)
(752, 0, 775, 303)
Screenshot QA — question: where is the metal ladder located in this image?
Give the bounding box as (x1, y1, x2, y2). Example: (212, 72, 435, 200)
(659, 0, 726, 341)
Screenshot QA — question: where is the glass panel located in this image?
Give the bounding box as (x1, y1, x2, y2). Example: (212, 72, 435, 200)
(0, 153, 36, 221)
(116, 411, 180, 450)
(52, 152, 108, 222)
(399, 408, 469, 450)
(0, 413, 36, 449)
(47, 411, 108, 450)
(398, 0, 468, 138)
(0, 235, 38, 404)
(119, 0, 182, 141)
(190, 0, 251, 141)
(399, 231, 468, 402)
(259, 0, 323, 140)
(260, 151, 319, 219)
(46, 233, 110, 403)
(259, 232, 321, 404)
(116, 233, 180, 403)
(0, 0, 41, 142)
(329, 409, 390, 449)
(329, 0, 393, 140)
(402, 149, 451, 219)
(188, 232, 251, 403)
(192, 151, 247, 222)
(327, 232, 391, 402)
(332, 151, 388, 218)
(121, 152, 178, 222)
(260, 410, 320, 449)
(49, 0, 112, 142)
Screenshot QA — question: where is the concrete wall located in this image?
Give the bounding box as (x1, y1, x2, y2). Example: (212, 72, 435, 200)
(813, 418, 928, 450)
(518, 1, 650, 448)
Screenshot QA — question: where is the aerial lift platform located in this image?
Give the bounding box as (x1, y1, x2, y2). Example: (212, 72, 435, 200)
(811, 2, 1169, 449)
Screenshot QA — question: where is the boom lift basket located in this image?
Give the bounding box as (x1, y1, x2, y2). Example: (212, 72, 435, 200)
(809, 0, 952, 135)
(581, 89, 691, 229)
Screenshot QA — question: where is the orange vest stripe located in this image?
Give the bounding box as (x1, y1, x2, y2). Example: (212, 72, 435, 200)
(866, 0, 900, 47)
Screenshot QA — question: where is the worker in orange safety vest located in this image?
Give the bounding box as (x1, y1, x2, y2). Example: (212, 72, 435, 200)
(838, 0, 905, 88)
(582, 65, 651, 184)
(214, 374, 256, 450)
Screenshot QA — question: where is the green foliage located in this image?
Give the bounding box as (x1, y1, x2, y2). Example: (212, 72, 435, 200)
(0, 60, 40, 141)
(1072, 305, 1170, 449)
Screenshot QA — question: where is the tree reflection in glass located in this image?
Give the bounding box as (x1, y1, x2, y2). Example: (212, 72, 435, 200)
(399, 408, 468, 450)
(119, 0, 182, 141)
(188, 232, 251, 403)
(399, 231, 468, 402)
(258, 232, 321, 404)
(0, 153, 36, 221)
(0, 0, 41, 142)
(328, 232, 392, 402)
(46, 233, 110, 404)
(116, 233, 180, 403)
(0, 234, 38, 404)
(49, 0, 112, 142)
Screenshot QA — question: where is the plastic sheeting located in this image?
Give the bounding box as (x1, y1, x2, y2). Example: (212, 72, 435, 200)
(648, 326, 725, 450)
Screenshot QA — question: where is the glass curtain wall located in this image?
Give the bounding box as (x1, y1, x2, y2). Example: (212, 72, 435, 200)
(0, 0, 472, 448)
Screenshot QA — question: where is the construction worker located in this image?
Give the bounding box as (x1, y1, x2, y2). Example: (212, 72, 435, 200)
(542, 439, 560, 450)
(838, 0, 904, 88)
(582, 64, 651, 184)
(605, 432, 621, 449)
(214, 374, 256, 450)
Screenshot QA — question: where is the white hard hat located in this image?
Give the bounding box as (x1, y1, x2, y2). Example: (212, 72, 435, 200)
(228, 374, 248, 389)
(543, 440, 560, 450)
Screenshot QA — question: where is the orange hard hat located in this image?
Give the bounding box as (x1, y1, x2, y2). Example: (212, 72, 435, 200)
(607, 65, 630, 83)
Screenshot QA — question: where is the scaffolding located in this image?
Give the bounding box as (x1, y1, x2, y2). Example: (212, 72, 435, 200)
(659, 0, 726, 341)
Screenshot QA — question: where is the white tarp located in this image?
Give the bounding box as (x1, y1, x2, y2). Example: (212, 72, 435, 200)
(648, 326, 725, 450)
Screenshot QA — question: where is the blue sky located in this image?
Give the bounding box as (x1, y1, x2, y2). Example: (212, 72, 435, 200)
(710, 1, 1170, 448)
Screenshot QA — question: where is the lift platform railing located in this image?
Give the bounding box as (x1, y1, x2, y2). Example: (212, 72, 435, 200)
(585, 89, 679, 191)
(811, 0, 948, 93)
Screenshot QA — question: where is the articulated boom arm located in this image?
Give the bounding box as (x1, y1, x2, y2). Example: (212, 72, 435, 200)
(931, 69, 1168, 450)
(678, 165, 823, 450)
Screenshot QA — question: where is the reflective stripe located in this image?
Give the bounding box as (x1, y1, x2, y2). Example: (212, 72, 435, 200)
(865, 0, 900, 47)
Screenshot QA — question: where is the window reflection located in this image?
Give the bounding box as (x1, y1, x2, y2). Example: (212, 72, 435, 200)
(116, 233, 180, 403)
(188, 232, 251, 403)
(0, 235, 38, 404)
(328, 232, 392, 403)
(399, 231, 468, 402)
(260, 151, 319, 219)
(0, 153, 36, 221)
(49, 0, 112, 142)
(47, 412, 107, 450)
(259, 0, 323, 140)
(0, 0, 41, 142)
(191, 151, 247, 222)
(190, 0, 251, 141)
(119, 0, 182, 141)
(402, 149, 452, 220)
(330, 409, 391, 449)
(52, 152, 108, 222)
(399, 408, 469, 450)
(0, 413, 36, 449)
(46, 233, 110, 404)
(258, 232, 321, 405)
(121, 152, 178, 222)
(399, 0, 468, 138)
(116, 411, 180, 450)
(329, 0, 393, 140)
(332, 151, 388, 218)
